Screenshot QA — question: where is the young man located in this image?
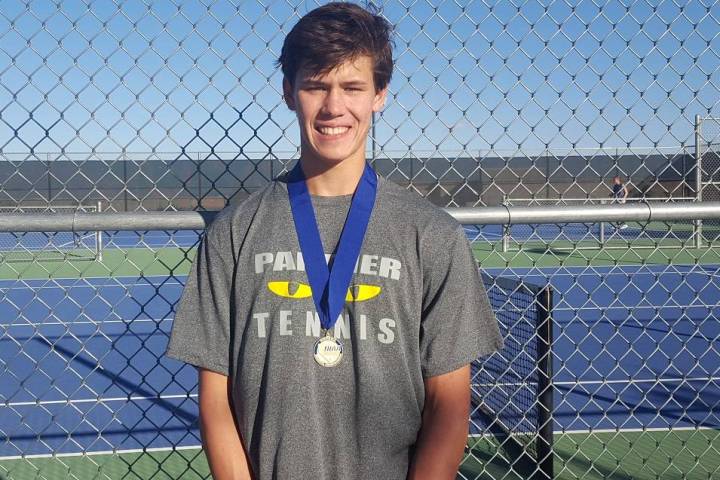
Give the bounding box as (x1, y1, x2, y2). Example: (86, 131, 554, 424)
(611, 175, 629, 229)
(166, 3, 502, 479)
(611, 176, 629, 204)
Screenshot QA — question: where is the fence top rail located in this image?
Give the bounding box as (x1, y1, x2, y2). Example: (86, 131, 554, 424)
(0, 203, 719, 232)
(506, 197, 698, 203)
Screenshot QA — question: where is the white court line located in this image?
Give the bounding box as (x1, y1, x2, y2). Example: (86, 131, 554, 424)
(483, 264, 720, 275)
(556, 425, 720, 435)
(471, 376, 720, 390)
(556, 306, 720, 314)
(0, 275, 189, 288)
(553, 377, 720, 386)
(465, 229, 503, 239)
(0, 444, 201, 462)
(2, 393, 197, 409)
(467, 425, 719, 440)
(2, 317, 174, 328)
(0, 280, 186, 292)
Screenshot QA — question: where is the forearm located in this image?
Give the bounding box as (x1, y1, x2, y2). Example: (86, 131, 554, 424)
(199, 369, 254, 480)
(407, 368, 470, 480)
(407, 403, 468, 480)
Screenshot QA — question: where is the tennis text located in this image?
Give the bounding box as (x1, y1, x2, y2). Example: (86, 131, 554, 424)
(252, 311, 396, 344)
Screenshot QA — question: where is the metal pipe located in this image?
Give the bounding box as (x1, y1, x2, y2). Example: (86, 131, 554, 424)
(1, 203, 720, 232)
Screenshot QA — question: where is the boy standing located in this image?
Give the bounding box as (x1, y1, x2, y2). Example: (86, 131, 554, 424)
(166, 3, 502, 479)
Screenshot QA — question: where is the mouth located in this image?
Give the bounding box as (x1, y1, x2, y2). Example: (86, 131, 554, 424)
(315, 126, 351, 138)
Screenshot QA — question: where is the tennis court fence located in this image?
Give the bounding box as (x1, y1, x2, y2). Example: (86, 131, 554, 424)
(1, 203, 719, 480)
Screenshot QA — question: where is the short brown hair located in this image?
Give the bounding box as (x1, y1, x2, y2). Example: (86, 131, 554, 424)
(278, 2, 393, 91)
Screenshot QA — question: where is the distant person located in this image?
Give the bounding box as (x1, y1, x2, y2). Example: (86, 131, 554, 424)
(166, 3, 502, 480)
(611, 176, 629, 229)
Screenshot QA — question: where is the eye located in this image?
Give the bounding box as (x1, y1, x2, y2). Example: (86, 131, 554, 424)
(346, 284, 382, 302)
(268, 281, 313, 299)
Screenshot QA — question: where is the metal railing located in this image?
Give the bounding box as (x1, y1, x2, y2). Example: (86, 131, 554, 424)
(2, 202, 719, 232)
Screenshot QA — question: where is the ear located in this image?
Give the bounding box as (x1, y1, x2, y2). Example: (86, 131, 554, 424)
(283, 78, 296, 111)
(372, 87, 388, 113)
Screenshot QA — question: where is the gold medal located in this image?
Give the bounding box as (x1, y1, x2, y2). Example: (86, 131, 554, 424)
(314, 331, 343, 367)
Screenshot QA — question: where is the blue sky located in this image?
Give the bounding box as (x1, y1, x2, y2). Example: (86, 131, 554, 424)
(0, 0, 718, 158)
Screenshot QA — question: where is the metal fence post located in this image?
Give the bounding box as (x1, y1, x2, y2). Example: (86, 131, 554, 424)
(696, 114, 703, 249)
(535, 285, 554, 480)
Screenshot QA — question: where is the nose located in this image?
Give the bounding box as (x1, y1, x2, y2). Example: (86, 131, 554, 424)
(322, 87, 345, 116)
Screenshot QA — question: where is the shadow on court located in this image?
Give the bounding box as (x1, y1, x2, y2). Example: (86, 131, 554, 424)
(463, 408, 544, 480)
(33, 337, 196, 423)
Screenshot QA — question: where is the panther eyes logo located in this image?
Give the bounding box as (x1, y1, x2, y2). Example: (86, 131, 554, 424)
(267, 281, 381, 302)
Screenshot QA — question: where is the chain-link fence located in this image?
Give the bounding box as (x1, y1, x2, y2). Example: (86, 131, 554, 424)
(1, 0, 720, 479)
(1, 203, 719, 480)
(1, 1, 718, 211)
(699, 116, 720, 241)
(0, 148, 699, 212)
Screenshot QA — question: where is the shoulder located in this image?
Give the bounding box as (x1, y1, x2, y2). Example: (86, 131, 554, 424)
(205, 180, 288, 241)
(376, 176, 461, 236)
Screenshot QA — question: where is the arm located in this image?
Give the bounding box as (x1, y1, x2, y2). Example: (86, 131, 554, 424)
(407, 365, 471, 480)
(199, 368, 254, 480)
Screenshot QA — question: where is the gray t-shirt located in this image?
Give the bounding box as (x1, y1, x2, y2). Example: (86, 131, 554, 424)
(166, 175, 502, 480)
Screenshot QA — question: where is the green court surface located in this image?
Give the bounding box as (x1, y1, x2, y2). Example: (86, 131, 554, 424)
(462, 429, 720, 480)
(1, 242, 720, 281)
(2, 430, 717, 480)
(0, 448, 210, 480)
(0, 247, 196, 281)
(472, 241, 720, 269)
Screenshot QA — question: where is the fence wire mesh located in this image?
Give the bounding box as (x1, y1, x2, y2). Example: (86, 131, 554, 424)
(1, 0, 720, 479)
(1, 205, 719, 480)
(699, 116, 720, 242)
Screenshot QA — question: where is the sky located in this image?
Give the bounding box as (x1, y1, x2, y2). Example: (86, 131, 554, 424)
(0, 0, 719, 159)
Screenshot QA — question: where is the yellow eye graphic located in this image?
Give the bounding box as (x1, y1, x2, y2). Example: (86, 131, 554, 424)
(346, 284, 382, 302)
(267, 281, 313, 299)
(267, 281, 381, 302)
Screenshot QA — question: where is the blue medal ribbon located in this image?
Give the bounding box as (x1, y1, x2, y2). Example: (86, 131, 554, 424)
(287, 162, 377, 331)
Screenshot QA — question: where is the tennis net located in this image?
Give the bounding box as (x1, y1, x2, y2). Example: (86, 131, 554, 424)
(0, 203, 103, 262)
(700, 140, 720, 242)
(501, 197, 701, 250)
(472, 274, 553, 480)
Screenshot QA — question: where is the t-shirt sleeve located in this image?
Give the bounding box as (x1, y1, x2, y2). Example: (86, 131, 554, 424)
(165, 219, 233, 376)
(419, 224, 503, 378)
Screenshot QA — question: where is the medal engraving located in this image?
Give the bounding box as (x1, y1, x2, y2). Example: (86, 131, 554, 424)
(314, 335, 344, 367)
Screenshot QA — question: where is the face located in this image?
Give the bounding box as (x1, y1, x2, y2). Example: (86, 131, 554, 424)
(283, 55, 387, 169)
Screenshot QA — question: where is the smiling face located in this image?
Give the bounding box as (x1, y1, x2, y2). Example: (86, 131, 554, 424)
(283, 55, 387, 171)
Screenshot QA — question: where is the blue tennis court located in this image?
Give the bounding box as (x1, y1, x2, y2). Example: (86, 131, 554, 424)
(2, 260, 718, 459)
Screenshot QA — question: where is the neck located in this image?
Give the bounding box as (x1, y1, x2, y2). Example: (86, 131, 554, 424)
(299, 156, 367, 196)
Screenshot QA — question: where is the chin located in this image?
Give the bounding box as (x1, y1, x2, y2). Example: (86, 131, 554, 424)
(308, 145, 364, 167)
(318, 151, 355, 164)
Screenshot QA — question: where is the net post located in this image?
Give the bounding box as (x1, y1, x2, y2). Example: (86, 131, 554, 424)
(695, 114, 703, 249)
(535, 285, 554, 480)
(95, 200, 103, 262)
